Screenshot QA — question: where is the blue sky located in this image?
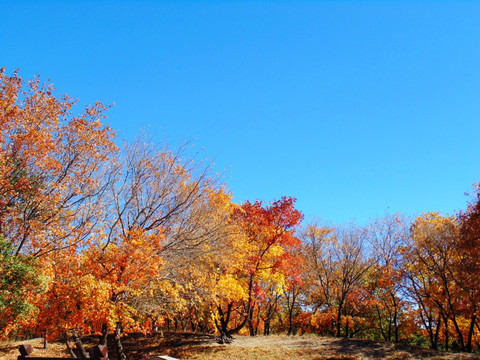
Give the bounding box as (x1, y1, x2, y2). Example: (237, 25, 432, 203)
(1, 1, 479, 224)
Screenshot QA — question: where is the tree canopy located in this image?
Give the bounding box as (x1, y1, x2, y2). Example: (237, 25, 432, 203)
(2, 69, 480, 357)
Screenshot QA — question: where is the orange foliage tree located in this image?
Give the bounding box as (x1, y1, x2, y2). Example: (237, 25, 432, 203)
(214, 197, 303, 342)
(403, 213, 467, 351)
(457, 184, 480, 351)
(304, 223, 373, 338)
(281, 243, 306, 335)
(8, 67, 480, 356)
(0, 69, 117, 258)
(367, 213, 411, 342)
(0, 69, 117, 341)
(84, 138, 235, 358)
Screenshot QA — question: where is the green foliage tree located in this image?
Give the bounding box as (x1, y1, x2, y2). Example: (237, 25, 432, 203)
(0, 236, 42, 335)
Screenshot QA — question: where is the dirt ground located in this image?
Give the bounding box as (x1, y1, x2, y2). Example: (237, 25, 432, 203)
(0, 337, 70, 360)
(225, 335, 480, 360)
(2, 333, 480, 360)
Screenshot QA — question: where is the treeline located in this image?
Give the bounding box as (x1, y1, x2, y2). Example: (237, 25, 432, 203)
(1, 69, 480, 357)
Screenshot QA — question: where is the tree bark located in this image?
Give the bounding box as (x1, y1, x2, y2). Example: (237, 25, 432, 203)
(392, 293, 399, 343)
(451, 315, 466, 351)
(336, 300, 344, 337)
(64, 333, 77, 358)
(264, 318, 270, 336)
(215, 302, 248, 343)
(248, 304, 256, 336)
(466, 315, 477, 353)
(286, 291, 297, 336)
(72, 329, 90, 358)
(100, 323, 109, 346)
(115, 322, 127, 360)
(434, 315, 442, 351)
(43, 330, 48, 350)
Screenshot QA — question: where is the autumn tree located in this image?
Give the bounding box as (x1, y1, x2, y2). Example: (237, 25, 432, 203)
(0, 236, 42, 337)
(0, 69, 117, 340)
(0, 68, 117, 257)
(128, 180, 239, 336)
(456, 184, 480, 352)
(281, 244, 306, 336)
(304, 223, 373, 338)
(214, 197, 303, 342)
(367, 213, 411, 342)
(402, 213, 466, 350)
(26, 247, 111, 357)
(83, 137, 235, 358)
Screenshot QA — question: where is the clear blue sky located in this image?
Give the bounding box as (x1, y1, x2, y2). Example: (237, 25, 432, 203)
(1, 1, 479, 225)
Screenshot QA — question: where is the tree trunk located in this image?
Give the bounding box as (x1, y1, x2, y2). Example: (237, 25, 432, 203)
(115, 322, 127, 360)
(72, 329, 90, 358)
(428, 323, 437, 350)
(100, 323, 109, 346)
(264, 318, 270, 336)
(64, 333, 77, 358)
(247, 275, 256, 337)
(287, 300, 294, 335)
(451, 315, 466, 351)
(466, 315, 477, 353)
(287, 315, 293, 335)
(215, 302, 249, 343)
(345, 317, 349, 338)
(440, 313, 449, 351)
(394, 312, 399, 343)
(392, 294, 399, 343)
(336, 300, 344, 337)
(386, 308, 392, 342)
(286, 291, 297, 336)
(375, 305, 387, 341)
(43, 330, 48, 350)
(215, 304, 234, 344)
(434, 315, 442, 351)
(248, 305, 255, 336)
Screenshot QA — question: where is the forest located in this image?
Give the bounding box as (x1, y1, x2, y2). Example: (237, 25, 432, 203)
(2, 69, 480, 359)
